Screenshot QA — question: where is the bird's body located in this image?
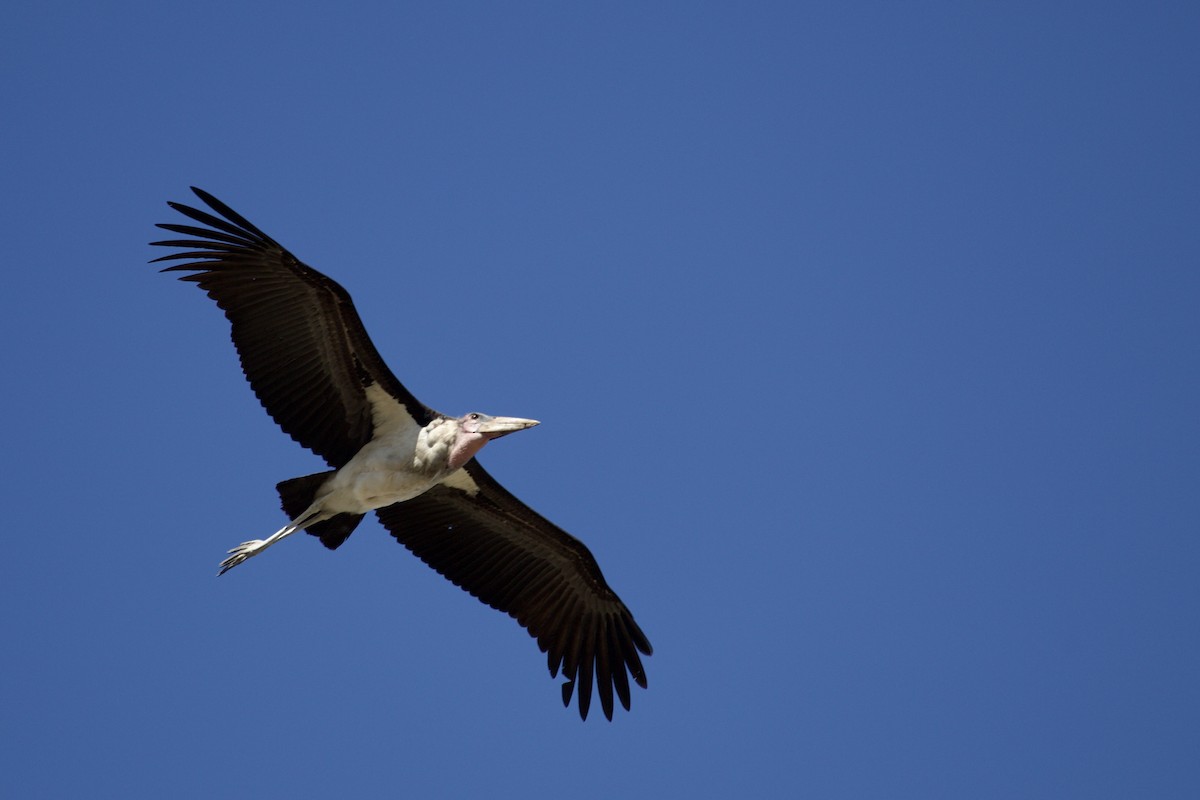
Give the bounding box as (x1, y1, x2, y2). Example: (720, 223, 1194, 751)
(152, 188, 651, 720)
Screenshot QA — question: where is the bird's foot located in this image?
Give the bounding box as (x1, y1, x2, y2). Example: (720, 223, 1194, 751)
(218, 540, 267, 575)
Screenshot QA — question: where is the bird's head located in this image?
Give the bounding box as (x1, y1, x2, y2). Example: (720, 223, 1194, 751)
(459, 412, 540, 440)
(445, 412, 540, 470)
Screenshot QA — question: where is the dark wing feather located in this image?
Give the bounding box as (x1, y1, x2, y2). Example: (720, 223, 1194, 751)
(151, 187, 435, 467)
(374, 459, 652, 720)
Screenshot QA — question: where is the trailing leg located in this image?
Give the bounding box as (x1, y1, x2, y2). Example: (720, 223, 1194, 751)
(217, 505, 326, 575)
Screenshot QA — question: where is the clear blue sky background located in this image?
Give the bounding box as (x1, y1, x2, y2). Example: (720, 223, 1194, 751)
(2, 2, 1197, 797)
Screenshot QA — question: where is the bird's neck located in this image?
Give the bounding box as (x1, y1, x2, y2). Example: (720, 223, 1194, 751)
(447, 433, 488, 471)
(413, 418, 489, 475)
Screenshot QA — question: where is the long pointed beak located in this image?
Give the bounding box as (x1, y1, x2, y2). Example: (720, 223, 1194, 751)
(477, 416, 540, 439)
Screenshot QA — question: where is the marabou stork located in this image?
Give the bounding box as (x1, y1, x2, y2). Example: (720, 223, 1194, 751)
(151, 188, 651, 720)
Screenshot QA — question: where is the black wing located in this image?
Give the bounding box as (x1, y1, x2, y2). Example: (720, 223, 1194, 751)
(375, 459, 653, 720)
(151, 187, 435, 467)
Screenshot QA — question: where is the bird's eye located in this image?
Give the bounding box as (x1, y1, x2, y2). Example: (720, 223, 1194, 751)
(469, 413, 479, 420)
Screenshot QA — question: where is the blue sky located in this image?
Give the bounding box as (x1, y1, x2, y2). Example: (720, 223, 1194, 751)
(2, 2, 1198, 797)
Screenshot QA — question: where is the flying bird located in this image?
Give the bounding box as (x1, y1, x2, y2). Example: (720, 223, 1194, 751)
(151, 188, 651, 720)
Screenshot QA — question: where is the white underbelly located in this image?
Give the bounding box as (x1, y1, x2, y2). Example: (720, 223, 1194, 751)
(320, 467, 441, 513)
(317, 436, 446, 513)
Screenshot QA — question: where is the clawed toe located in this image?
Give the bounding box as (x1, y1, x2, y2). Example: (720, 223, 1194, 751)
(217, 540, 265, 575)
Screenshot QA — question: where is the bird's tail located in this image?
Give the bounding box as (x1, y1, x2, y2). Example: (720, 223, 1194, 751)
(276, 472, 364, 551)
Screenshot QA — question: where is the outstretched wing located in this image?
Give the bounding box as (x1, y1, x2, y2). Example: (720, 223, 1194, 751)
(151, 187, 435, 467)
(375, 459, 653, 720)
